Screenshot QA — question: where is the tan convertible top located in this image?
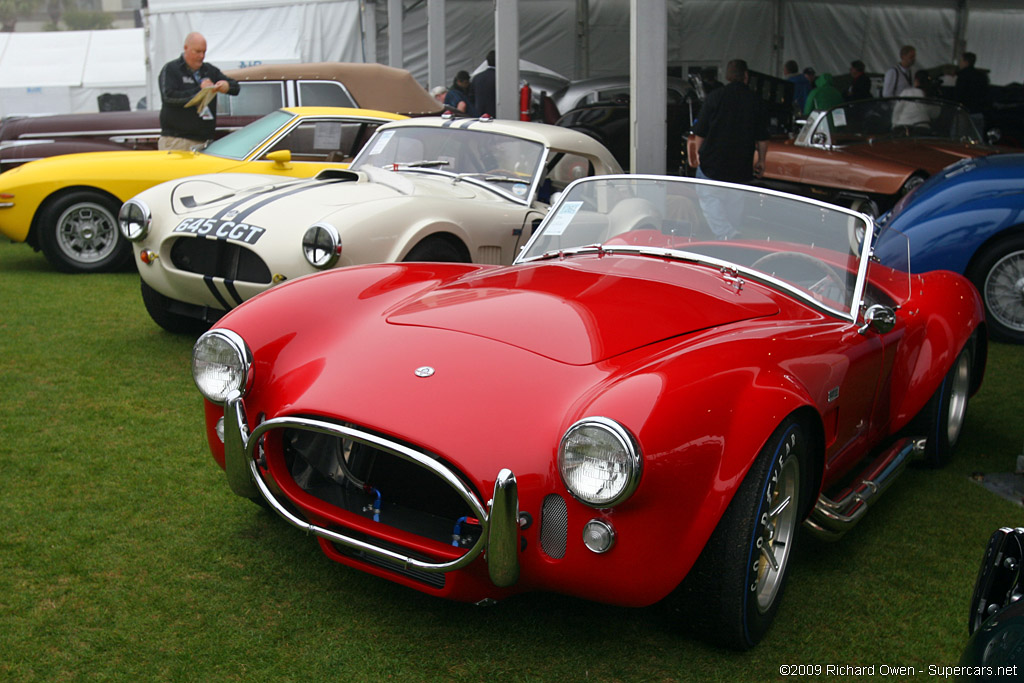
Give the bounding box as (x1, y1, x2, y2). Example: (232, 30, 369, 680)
(225, 62, 444, 116)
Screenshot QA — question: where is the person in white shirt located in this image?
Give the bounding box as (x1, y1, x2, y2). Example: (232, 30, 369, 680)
(882, 45, 916, 98)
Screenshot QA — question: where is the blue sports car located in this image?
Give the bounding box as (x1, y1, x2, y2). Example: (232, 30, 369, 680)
(875, 154, 1024, 344)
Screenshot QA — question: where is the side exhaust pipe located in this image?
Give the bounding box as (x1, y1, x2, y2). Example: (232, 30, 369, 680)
(805, 437, 926, 541)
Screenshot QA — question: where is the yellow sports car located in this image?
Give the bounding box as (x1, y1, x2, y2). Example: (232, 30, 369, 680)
(0, 107, 405, 272)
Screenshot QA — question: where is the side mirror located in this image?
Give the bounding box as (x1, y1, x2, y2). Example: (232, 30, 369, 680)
(266, 149, 292, 169)
(858, 304, 897, 335)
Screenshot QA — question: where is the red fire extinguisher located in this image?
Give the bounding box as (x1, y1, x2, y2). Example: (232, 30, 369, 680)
(519, 83, 532, 121)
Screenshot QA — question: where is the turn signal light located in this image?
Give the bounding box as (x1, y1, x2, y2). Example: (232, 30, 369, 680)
(140, 249, 158, 264)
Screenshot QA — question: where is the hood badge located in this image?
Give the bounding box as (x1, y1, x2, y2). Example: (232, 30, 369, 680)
(223, 210, 239, 220)
(414, 366, 435, 378)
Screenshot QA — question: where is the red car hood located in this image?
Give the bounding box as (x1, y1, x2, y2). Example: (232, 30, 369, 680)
(846, 139, 999, 171)
(385, 256, 780, 365)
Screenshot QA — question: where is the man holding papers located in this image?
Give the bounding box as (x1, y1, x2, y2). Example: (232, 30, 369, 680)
(158, 32, 239, 150)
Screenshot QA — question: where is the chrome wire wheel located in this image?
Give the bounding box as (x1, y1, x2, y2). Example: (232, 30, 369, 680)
(946, 348, 972, 447)
(754, 449, 800, 614)
(55, 201, 120, 265)
(983, 249, 1024, 337)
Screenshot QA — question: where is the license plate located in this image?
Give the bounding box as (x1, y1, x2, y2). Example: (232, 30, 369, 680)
(173, 217, 266, 245)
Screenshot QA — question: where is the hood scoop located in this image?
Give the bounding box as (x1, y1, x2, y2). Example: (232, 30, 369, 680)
(386, 259, 780, 365)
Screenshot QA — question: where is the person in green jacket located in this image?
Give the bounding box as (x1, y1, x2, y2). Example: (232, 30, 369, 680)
(804, 72, 844, 115)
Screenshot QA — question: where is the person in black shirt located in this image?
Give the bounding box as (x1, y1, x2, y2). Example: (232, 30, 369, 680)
(955, 52, 990, 132)
(158, 32, 239, 150)
(845, 60, 873, 101)
(692, 59, 769, 184)
(691, 59, 770, 239)
(471, 51, 497, 118)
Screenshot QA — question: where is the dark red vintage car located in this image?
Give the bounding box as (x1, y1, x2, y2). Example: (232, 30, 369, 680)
(191, 175, 985, 649)
(0, 62, 442, 173)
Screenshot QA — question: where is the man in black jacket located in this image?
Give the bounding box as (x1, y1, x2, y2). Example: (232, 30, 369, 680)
(158, 32, 239, 150)
(955, 52, 990, 132)
(692, 59, 769, 185)
(691, 59, 769, 239)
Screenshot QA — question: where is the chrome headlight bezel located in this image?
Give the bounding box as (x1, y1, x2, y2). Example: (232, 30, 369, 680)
(118, 198, 152, 242)
(558, 417, 642, 508)
(302, 222, 342, 269)
(191, 329, 253, 405)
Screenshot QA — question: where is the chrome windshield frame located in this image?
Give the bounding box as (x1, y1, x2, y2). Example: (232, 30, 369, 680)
(349, 124, 546, 207)
(516, 174, 875, 324)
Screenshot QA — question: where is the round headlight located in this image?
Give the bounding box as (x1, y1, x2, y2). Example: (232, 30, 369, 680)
(118, 198, 152, 242)
(558, 417, 642, 508)
(302, 223, 341, 269)
(192, 329, 253, 404)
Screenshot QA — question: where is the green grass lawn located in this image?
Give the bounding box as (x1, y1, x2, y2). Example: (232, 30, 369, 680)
(1, 239, 1022, 681)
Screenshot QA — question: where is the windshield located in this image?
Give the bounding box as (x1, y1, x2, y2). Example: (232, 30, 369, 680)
(203, 109, 296, 160)
(350, 125, 546, 203)
(518, 175, 873, 319)
(801, 98, 982, 147)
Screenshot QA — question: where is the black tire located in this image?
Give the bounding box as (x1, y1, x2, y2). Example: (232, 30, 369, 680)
(37, 191, 131, 273)
(671, 417, 808, 649)
(916, 337, 974, 467)
(966, 234, 1024, 344)
(402, 237, 467, 263)
(140, 279, 212, 335)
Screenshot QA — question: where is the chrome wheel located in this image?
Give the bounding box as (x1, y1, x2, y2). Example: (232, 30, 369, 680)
(672, 417, 808, 649)
(983, 249, 1024, 337)
(55, 201, 120, 265)
(946, 349, 972, 447)
(754, 442, 800, 613)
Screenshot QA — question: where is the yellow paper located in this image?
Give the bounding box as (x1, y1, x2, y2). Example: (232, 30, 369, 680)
(185, 86, 217, 109)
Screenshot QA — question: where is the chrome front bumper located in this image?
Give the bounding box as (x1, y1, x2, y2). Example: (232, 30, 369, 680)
(221, 392, 520, 587)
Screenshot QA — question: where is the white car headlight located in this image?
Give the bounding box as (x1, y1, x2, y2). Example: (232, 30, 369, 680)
(558, 417, 642, 508)
(192, 329, 253, 404)
(118, 198, 152, 242)
(302, 223, 342, 269)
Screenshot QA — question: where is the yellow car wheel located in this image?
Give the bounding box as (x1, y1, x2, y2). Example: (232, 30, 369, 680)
(38, 191, 131, 273)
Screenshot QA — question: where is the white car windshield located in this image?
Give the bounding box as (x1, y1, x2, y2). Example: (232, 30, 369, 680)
(203, 110, 296, 160)
(350, 125, 546, 202)
(519, 175, 878, 319)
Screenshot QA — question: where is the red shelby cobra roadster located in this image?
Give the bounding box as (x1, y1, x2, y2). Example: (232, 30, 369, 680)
(192, 175, 985, 649)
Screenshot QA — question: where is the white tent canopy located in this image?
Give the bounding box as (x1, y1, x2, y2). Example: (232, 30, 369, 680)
(0, 28, 146, 117)
(4, 1, 1024, 118)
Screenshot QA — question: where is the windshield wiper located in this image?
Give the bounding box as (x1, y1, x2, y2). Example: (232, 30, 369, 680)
(393, 160, 450, 168)
(533, 243, 606, 261)
(454, 172, 526, 184)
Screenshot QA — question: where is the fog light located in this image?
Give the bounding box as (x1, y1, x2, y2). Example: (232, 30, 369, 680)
(582, 519, 615, 554)
(215, 416, 225, 443)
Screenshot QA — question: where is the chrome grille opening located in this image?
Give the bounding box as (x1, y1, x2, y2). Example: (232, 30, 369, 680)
(281, 426, 483, 550)
(170, 237, 272, 284)
(331, 534, 446, 588)
(541, 494, 568, 559)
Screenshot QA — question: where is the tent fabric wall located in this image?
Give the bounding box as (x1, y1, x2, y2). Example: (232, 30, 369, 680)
(375, 0, 578, 89)
(783, 1, 958, 81)
(143, 0, 364, 108)
(964, 8, 1024, 85)
(5, 1, 1024, 119)
(0, 28, 146, 117)
(382, 0, 1024, 89)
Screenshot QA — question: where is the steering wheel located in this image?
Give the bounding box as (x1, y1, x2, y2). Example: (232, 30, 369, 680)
(751, 251, 847, 302)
